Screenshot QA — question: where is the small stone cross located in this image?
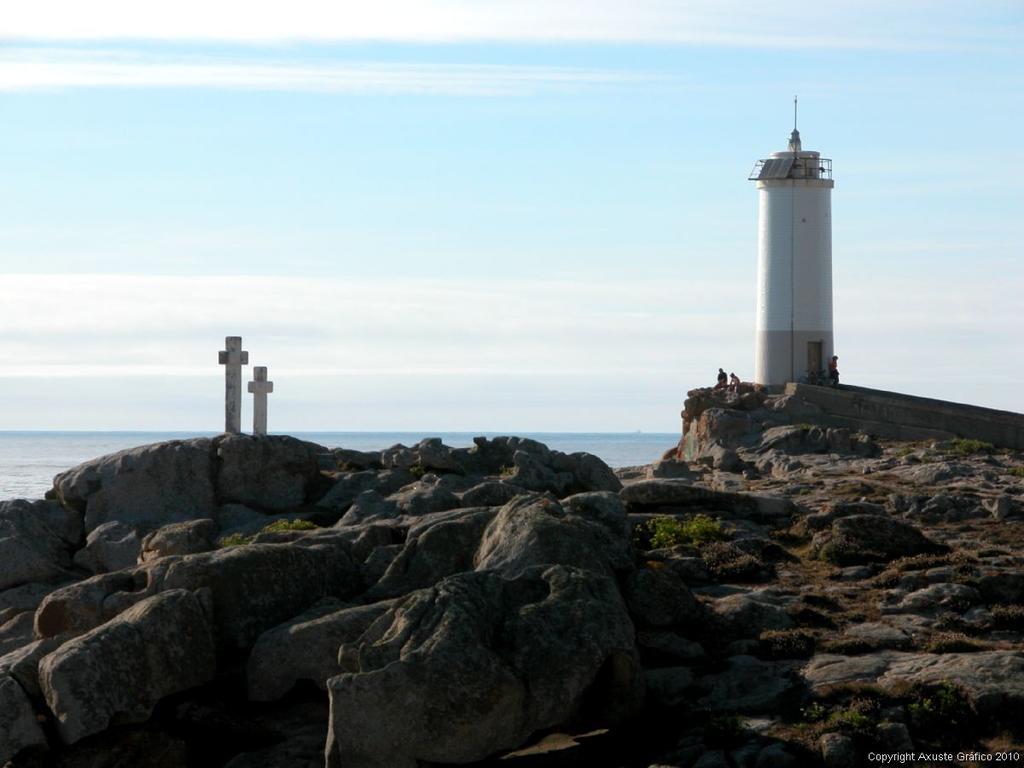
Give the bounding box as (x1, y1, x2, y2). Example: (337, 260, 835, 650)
(248, 366, 274, 436)
(218, 336, 249, 434)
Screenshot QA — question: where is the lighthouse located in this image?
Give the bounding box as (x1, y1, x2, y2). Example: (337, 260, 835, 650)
(749, 101, 834, 387)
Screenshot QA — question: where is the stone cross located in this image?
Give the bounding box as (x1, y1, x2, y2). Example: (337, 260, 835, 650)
(247, 366, 274, 436)
(218, 336, 249, 434)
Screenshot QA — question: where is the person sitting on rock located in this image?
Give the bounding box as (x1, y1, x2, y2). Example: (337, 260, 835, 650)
(828, 355, 840, 387)
(715, 368, 728, 389)
(728, 372, 741, 392)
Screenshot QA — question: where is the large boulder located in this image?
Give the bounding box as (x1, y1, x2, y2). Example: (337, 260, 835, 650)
(620, 480, 794, 523)
(317, 469, 415, 514)
(36, 540, 360, 651)
(811, 515, 944, 565)
(622, 567, 701, 628)
(803, 651, 1024, 718)
(460, 481, 526, 508)
(53, 438, 215, 532)
(504, 451, 574, 495)
(474, 495, 633, 578)
(0, 612, 35, 656)
(0, 673, 46, 764)
(325, 566, 641, 768)
(697, 655, 798, 713)
(72, 520, 141, 574)
(371, 508, 497, 598)
(247, 599, 394, 701)
(0, 582, 61, 625)
(386, 481, 461, 517)
(550, 452, 623, 493)
(216, 435, 325, 510)
(39, 588, 217, 744)
(0, 499, 82, 590)
(139, 518, 219, 562)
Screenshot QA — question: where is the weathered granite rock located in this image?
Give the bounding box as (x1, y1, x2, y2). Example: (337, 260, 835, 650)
(35, 570, 140, 639)
(0, 673, 47, 764)
(550, 451, 623, 494)
(505, 450, 574, 495)
(53, 438, 215, 532)
(0, 612, 35, 656)
(692, 408, 761, 447)
(803, 651, 1024, 716)
(36, 541, 360, 651)
(331, 448, 383, 471)
(216, 435, 324, 510)
(387, 481, 461, 517)
(474, 495, 632, 578)
(371, 508, 496, 598)
(622, 567, 700, 628)
(696, 655, 797, 713)
(460, 480, 526, 507)
(317, 469, 415, 513)
(48, 729, 189, 768)
(819, 732, 856, 768)
(247, 599, 394, 701)
(0, 582, 60, 625)
(644, 666, 694, 707)
(139, 518, 219, 562)
(156, 542, 360, 651)
(840, 622, 912, 651)
(72, 520, 141, 574)
(811, 514, 944, 565)
(562, 491, 631, 540)
(411, 438, 463, 473)
(620, 480, 794, 523)
(39, 588, 217, 744)
(899, 461, 973, 485)
(325, 565, 641, 768)
(886, 582, 980, 614)
(709, 593, 794, 637)
(336, 490, 400, 526)
(0, 634, 67, 702)
(636, 630, 705, 662)
(0, 499, 81, 590)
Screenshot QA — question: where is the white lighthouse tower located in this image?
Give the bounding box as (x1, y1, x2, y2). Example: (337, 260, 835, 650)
(750, 100, 834, 387)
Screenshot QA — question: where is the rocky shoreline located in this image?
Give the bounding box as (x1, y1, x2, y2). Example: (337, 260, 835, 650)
(2, 386, 1024, 767)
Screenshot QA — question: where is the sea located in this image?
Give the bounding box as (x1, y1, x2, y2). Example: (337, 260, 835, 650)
(0, 431, 678, 501)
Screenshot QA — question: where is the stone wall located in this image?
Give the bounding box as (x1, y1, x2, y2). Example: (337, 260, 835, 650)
(786, 383, 1024, 450)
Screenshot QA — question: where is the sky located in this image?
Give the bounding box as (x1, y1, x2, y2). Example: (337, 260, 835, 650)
(0, 1, 1021, 432)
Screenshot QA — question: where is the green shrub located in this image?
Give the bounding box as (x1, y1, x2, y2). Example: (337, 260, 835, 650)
(827, 707, 877, 735)
(218, 518, 317, 548)
(218, 532, 252, 547)
(259, 519, 317, 533)
(907, 682, 974, 741)
(800, 702, 828, 723)
(1008, 467, 1024, 478)
(409, 464, 426, 478)
(943, 439, 995, 456)
(643, 514, 729, 549)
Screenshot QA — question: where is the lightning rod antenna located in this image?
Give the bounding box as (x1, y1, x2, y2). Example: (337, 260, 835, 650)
(794, 95, 798, 131)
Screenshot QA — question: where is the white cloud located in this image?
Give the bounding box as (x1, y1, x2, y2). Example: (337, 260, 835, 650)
(1, 0, 1015, 50)
(0, 274, 749, 377)
(0, 48, 646, 94)
(0, 272, 1020, 429)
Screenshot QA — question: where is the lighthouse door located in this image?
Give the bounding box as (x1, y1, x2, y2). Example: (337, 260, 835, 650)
(807, 341, 823, 380)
